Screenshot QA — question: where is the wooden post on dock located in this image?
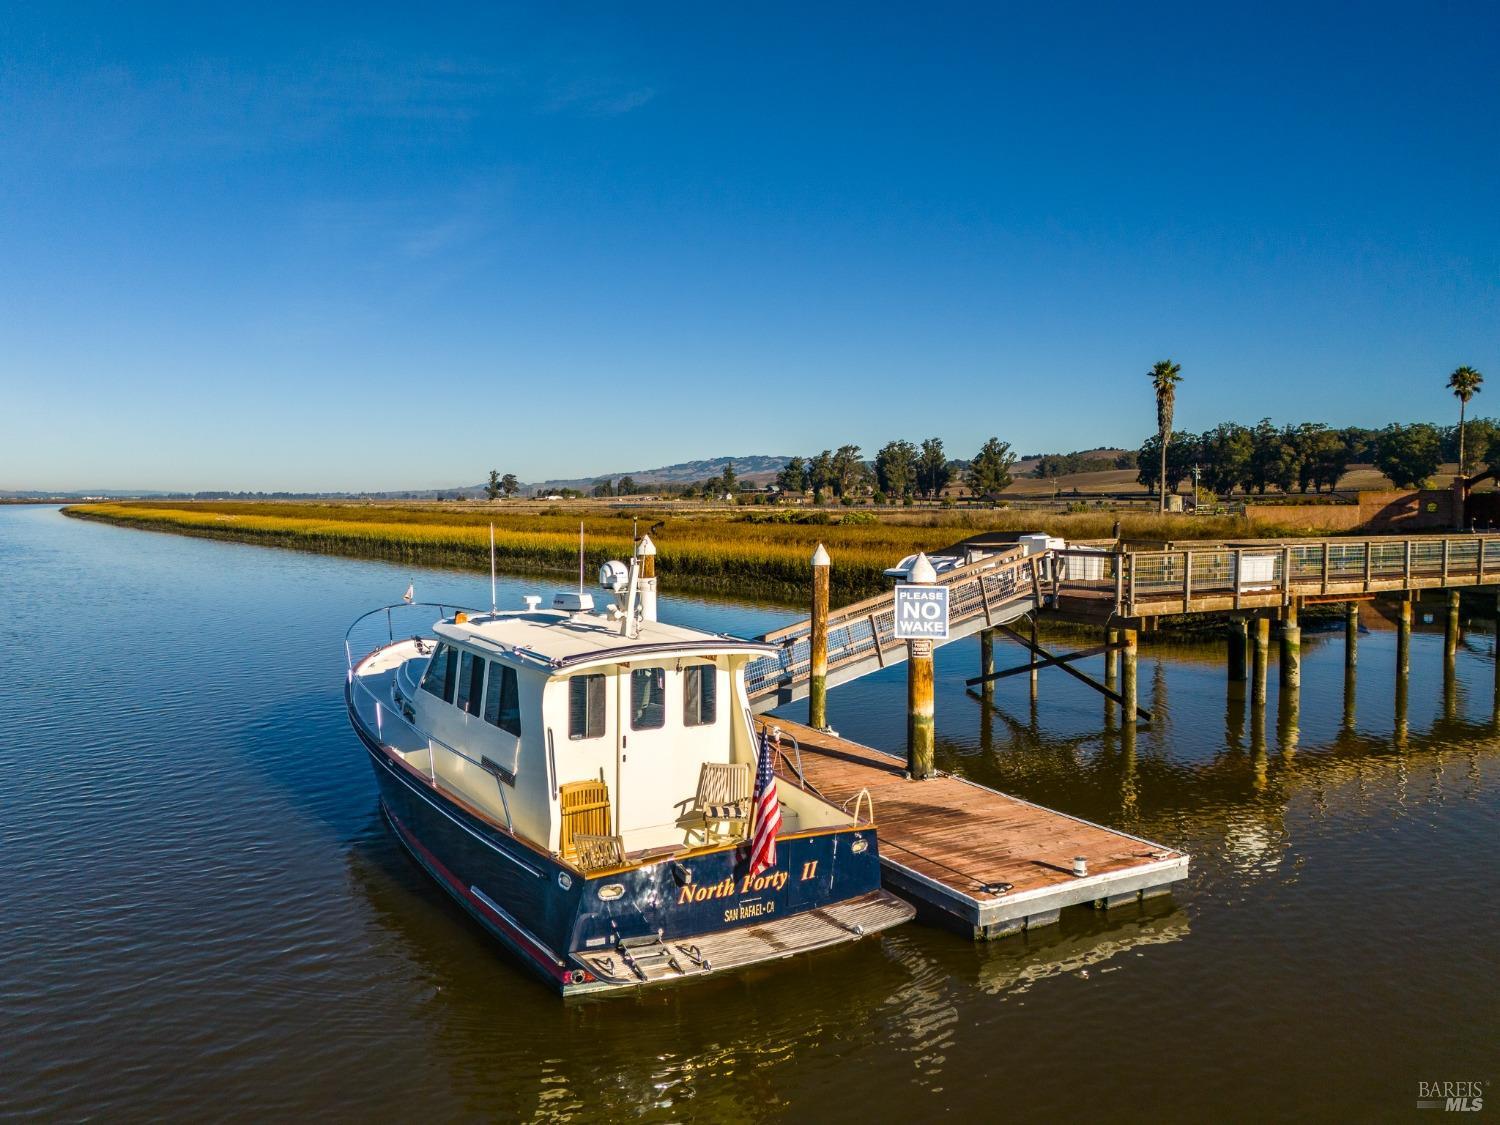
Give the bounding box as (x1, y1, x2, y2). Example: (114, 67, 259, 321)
(1345, 601, 1359, 669)
(1104, 628, 1119, 724)
(1227, 617, 1248, 698)
(908, 638, 935, 779)
(980, 629, 995, 704)
(1280, 598, 1301, 691)
(809, 544, 830, 730)
(906, 553, 938, 779)
(1121, 628, 1139, 727)
(1251, 616, 1270, 706)
(1396, 593, 1412, 683)
(1029, 616, 1040, 702)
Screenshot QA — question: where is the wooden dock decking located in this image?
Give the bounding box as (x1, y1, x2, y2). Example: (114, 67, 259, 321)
(760, 718, 1189, 939)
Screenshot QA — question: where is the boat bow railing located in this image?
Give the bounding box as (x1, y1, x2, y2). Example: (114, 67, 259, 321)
(344, 602, 514, 833)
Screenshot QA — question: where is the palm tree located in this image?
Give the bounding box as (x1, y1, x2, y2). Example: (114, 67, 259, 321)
(1149, 359, 1183, 512)
(1447, 365, 1484, 477)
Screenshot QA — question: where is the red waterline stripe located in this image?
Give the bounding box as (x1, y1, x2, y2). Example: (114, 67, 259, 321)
(388, 810, 572, 984)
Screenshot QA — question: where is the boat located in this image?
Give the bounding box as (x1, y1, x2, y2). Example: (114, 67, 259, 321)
(343, 540, 913, 995)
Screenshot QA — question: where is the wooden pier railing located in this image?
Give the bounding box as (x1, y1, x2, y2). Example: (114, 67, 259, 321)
(1053, 533, 1500, 618)
(745, 546, 1043, 710)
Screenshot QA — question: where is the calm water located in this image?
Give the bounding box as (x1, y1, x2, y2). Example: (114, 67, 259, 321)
(3, 506, 1495, 1122)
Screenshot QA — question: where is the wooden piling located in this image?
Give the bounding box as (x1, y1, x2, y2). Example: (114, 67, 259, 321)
(1029, 616, 1039, 702)
(1280, 598, 1301, 691)
(1345, 601, 1359, 669)
(1104, 627, 1119, 726)
(980, 629, 995, 703)
(1396, 594, 1412, 682)
(1121, 628, 1139, 726)
(1251, 616, 1270, 705)
(809, 544, 830, 730)
(906, 553, 938, 780)
(1227, 617, 1248, 697)
(908, 638, 935, 779)
(1446, 589, 1461, 659)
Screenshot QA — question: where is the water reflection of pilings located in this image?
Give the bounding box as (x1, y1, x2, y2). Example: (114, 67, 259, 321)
(1443, 649, 1459, 723)
(1250, 685, 1268, 790)
(1342, 663, 1357, 732)
(1393, 660, 1409, 750)
(1120, 719, 1138, 817)
(1225, 687, 1245, 754)
(1276, 680, 1299, 765)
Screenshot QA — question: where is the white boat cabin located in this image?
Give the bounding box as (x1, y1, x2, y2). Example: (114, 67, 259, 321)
(387, 597, 852, 864)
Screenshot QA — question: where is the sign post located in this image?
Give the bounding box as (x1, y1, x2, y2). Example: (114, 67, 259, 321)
(899, 555, 945, 779)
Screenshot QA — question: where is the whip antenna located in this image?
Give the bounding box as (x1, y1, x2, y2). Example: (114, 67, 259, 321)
(489, 523, 497, 615)
(578, 522, 585, 594)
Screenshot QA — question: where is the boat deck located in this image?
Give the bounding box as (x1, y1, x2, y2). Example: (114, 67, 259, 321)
(760, 718, 1189, 938)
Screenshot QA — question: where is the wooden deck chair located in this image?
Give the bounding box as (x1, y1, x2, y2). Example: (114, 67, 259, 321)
(559, 779, 611, 862)
(573, 833, 626, 873)
(678, 762, 752, 845)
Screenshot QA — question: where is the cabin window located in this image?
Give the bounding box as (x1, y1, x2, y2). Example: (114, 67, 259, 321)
(484, 662, 522, 736)
(630, 667, 666, 730)
(420, 644, 457, 703)
(568, 674, 606, 740)
(456, 651, 485, 716)
(683, 665, 717, 727)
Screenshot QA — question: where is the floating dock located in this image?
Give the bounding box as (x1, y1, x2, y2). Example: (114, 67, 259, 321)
(761, 718, 1188, 939)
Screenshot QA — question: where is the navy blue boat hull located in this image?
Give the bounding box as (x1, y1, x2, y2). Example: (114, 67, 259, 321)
(348, 699, 887, 994)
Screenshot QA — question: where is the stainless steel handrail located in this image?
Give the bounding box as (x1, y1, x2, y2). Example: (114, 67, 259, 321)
(343, 601, 478, 673)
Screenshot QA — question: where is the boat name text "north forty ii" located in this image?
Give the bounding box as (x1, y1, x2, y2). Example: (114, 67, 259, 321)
(676, 870, 790, 904)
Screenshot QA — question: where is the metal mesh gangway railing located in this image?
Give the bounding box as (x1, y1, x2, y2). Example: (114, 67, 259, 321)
(744, 547, 1045, 710)
(1049, 534, 1500, 616)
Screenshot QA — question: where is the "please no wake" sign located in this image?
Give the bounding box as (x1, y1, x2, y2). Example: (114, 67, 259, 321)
(893, 583, 949, 640)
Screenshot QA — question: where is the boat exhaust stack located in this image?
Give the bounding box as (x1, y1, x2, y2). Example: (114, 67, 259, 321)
(637, 535, 658, 624)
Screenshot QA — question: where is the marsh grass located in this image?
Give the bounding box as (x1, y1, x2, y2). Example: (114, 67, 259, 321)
(64, 501, 1334, 603)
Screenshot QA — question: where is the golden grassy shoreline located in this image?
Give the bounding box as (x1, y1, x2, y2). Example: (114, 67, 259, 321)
(61, 500, 1339, 604)
(61, 504, 1350, 609)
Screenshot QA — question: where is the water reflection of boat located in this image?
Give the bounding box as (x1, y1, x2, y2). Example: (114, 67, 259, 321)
(343, 552, 912, 996)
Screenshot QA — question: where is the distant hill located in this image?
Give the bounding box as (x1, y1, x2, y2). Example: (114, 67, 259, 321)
(481, 455, 792, 496)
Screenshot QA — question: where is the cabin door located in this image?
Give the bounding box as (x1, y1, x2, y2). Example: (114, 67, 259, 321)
(616, 664, 675, 839)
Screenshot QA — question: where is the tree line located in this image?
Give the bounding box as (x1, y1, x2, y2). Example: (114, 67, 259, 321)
(1137, 417, 1500, 496)
(1143, 359, 1489, 505)
(765, 437, 1018, 504)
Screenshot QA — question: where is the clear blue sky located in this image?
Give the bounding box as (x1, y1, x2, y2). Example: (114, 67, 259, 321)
(3, 1, 1497, 491)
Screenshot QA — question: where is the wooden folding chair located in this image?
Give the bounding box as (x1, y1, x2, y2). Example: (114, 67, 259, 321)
(678, 762, 752, 845)
(573, 833, 626, 872)
(559, 779, 611, 862)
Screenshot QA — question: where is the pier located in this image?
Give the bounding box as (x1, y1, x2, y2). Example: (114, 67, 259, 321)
(738, 529, 1500, 940)
(759, 718, 1188, 939)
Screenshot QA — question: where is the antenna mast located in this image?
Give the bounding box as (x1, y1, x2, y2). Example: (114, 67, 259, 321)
(578, 522, 585, 594)
(489, 523, 497, 615)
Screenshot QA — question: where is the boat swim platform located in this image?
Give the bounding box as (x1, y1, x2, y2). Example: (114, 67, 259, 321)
(759, 718, 1189, 940)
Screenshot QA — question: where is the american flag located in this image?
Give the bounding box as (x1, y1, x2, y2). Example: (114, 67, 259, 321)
(748, 729, 782, 876)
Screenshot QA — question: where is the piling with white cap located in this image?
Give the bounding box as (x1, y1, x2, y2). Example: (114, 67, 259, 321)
(809, 544, 831, 730)
(907, 552, 937, 780)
